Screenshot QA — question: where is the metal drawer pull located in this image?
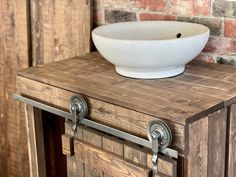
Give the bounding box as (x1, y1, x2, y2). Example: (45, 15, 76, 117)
(14, 94, 178, 176)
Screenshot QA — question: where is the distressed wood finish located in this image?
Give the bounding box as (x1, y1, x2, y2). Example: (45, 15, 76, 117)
(17, 52, 236, 177)
(18, 52, 236, 125)
(63, 121, 176, 177)
(82, 127, 104, 177)
(30, 0, 92, 65)
(75, 140, 151, 177)
(186, 109, 227, 177)
(22, 1, 92, 176)
(24, 105, 46, 177)
(65, 123, 84, 177)
(62, 133, 173, 177)
(0, 0, 30, 176)
(17, 76, 185, 153)
(227, 103, 236, 177)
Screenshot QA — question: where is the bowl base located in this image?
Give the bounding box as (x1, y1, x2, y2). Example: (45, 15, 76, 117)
(115, 66, 185, 79)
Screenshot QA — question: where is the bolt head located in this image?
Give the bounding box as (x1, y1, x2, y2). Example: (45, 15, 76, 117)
(151, 133, 157, 139)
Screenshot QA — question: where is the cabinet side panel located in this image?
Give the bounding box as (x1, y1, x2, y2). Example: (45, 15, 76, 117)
(227, 103, 236, 177)
(187, 118, 209, 177)
(208, 109, 227, 177)
(186, 108, 227, 177)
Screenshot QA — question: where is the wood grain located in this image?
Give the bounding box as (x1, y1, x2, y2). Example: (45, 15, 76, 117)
(83, 127, 104, 177)
(62, 134, 74, 156)
(24, 105, 46, 177)
(207, 109, 227, 177)
(124, 143, 147, 166)
(186, 108, 227, 177)
(30, 0, 92, 65)
(102, 134, 124, 177)
(62, 124, 176, 177)
(102, 135, 124, 157)
(18, 52, 236, 125)
(0, 0, 30, 176)
(226, 103, 236, 177)
(147, 154, 177, 177)
(74, 140, 152, 177)
(17, 76, 185, 154)
(65, 122, 85, 177)
(187, 118, 208, 177)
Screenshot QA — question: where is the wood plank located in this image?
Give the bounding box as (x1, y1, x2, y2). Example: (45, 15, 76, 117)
(207, 109, 227, 177)
(66, 157, 85, 177)
(186, 109, 227, 177)
(124, 141, 176, 177)
(74, 140, 152, 177)
(17, 76, 185, 154)
(227, 103, 236, 177)
(61, 134, 169, 177)
(65, 122, 85, 177)
(18, 52, 236, 125)
(62, 134, 74, 156)
(30, 0, 92, 65)
(24, 105, 46, 177)
(102, 134, 124, 177)
(83, 127, 104, 177)
(124, 143, 147, 166)
(147, 154, 177, 177)
(0, 0, 30, 176)
(187, 118, 208, 177)
(102, 135, 124, 156)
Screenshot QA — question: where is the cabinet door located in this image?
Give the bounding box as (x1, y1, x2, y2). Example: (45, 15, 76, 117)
(62, 124, 177, 177)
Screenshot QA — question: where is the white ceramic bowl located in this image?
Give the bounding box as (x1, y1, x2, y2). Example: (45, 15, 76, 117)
(92, 21, 210, 79)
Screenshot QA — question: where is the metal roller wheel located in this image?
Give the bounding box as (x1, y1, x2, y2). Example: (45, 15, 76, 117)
(69, 95, 88, 119)
(147, 120, 172, 150)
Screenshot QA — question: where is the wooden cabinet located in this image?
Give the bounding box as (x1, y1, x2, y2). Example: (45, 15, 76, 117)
(16, 53, 236, 177)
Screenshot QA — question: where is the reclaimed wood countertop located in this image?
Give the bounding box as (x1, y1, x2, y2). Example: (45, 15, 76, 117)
(18, 52, 236, 125)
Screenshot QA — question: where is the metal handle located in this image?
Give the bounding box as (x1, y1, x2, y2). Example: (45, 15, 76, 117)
(14, 94, 178, 162)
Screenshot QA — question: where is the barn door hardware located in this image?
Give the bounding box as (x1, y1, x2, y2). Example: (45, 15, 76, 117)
(147, 121, 172, 176)
(14, 94, 177, 175)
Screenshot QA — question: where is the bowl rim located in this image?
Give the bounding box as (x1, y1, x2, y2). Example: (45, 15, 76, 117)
(92, 21, 210, 42)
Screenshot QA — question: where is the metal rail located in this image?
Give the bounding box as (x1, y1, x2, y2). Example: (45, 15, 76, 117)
(14, 94, 178, 159)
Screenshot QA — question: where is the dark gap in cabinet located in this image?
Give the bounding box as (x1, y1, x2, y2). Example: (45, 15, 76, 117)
(42, 111, 67, 177)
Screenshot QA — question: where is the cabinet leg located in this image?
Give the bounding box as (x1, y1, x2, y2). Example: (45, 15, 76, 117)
(24, 105, 46, 177)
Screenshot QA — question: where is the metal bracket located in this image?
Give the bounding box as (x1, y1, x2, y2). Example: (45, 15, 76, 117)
(68, 95, 88, 136)
(69, 95, 88, 123)
(14, 94, 178, 167)
(147, 120, 172, 176)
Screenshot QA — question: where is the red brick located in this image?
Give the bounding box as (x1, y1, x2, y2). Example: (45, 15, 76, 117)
(224, 19, 236, 37)
(195, 53, 215, 63)
(139, 13, 176, 21)
(170, 0, 211, 16)
(203, 37, 236, 55)
(131, 0, 167, 11)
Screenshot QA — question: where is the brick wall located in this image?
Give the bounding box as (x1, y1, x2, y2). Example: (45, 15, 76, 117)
(93, 0, 236, 65)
